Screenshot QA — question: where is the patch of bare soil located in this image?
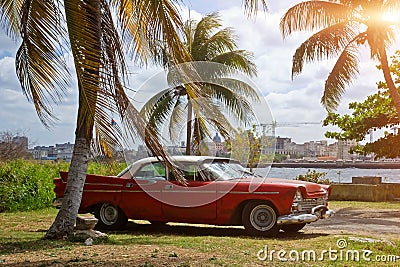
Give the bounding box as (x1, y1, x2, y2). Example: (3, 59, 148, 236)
(305, 207, 400, 237)
(0, 243, 214, 267)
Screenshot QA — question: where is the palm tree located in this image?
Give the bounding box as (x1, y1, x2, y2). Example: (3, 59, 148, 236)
(280, 0, 400, 117)
(0, 0, 192, 239)
(141, 13, 260, 155)
(0, 0, 267, 239)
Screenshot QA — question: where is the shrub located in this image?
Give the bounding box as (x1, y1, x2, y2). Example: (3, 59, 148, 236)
(0, 160, 127, 212)
(0, 160, 69, 212)
(295, 169, 331, 184)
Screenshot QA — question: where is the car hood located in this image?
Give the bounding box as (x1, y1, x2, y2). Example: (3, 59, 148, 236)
(265, 178, 326, 193)
(228, 177, 329, 198)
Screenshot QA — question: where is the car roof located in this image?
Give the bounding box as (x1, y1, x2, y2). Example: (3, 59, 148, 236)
(133, 155, 232, 166)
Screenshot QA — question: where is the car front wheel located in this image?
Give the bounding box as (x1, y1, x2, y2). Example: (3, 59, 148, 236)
(95, 203, 127, 230)
(242, 201, 279, 236)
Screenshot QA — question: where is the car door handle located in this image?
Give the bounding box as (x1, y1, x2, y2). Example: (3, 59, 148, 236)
(126, 183, 133, 188)
(165, 184, 173, 190)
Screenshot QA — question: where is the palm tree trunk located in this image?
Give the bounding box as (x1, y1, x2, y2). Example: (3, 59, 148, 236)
(44, 135, 89, 239)
(45, 0, 100, 239)
(186, 99, 193, 155)
(379, 48, 400, 118)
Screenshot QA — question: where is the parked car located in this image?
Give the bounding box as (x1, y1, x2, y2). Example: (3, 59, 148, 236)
(53, 156, 334, 236)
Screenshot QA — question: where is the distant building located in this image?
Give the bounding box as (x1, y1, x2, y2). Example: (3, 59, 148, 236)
(202, 133, 228, 156)
(272, 136, 358, 161)
(31, 142, 74, 161)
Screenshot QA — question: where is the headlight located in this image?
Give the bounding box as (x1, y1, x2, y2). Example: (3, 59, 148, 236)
(293, 189, 303, 202)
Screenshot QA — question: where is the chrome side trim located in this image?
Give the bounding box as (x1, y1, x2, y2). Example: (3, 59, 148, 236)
(84, 190, 122, 193)
(163, 190, 216, 193)
(121, 190, 161, 193)
(84, 183, 123, 187)
(218, 191, 279, 195)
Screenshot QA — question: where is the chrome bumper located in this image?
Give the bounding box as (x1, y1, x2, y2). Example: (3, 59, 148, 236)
(277, 205, 335, 225)
(52, 198, 63, 209)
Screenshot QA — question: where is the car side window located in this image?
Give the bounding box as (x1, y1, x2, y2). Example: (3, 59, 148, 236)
(168, 164, 200, 181)
(134, 162, 166, 180)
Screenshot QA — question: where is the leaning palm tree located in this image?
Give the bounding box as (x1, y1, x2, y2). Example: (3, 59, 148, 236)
(0, 0, 191, 239)
(141, 13, 260, 155)
(280, 0, 400, 117)
(0, 0, 267, 239)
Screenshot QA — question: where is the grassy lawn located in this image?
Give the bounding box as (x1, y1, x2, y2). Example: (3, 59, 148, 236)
(0, 201, 399, 266)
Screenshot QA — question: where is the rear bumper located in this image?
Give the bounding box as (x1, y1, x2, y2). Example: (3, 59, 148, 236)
(52, 198, 63, 209)
(277, 205, 335, 225)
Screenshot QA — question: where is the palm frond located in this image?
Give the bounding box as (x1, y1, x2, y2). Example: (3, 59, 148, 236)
(205, 84, 257, 126)
(116, 0, 190, 65)
(140, 89, 174, 119)
(194, 28, 237, 60)
(16, 0, 69, 127)
(242, 0, 268, 17)
(280, 1, 352, 38)
(322, 40, 361, 111)
(192, 12, 222, 50)
(0, 0, 24, 39)
(211, 50, 257, 77)
(168, 97, 185, 142)
(291, 21, 359, 78)
(65, 0, 103, 139)
(209, 77, 260, 102)
(383, 0, 400, 10)
(366, 24, 396, 60)
(144, 91, 177, 136)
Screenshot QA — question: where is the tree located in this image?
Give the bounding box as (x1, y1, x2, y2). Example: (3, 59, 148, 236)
(280, 0, 400, 118)
(140, 13, 259, 155)
(323, 50, 400, 158)
(0, 131, 31, 161)
(0, 0, 192, 239)
(0, 0, 267, 239)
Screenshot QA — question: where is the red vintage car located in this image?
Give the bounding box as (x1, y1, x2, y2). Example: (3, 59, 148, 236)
(53, 156, 334, 236)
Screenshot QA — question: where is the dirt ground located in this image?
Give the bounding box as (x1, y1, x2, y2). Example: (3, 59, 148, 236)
(1, 207, 399, 266)
(305, 206, 400, 237)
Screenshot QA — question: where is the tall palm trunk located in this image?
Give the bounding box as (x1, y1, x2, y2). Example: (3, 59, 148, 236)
(185, 99, 193, 155)
(45, 0, 100, 239)
(45, 134, 89, 239)
(379, 47, 400, 117)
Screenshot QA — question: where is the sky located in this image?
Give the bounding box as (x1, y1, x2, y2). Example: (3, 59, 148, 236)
(0, 0, 398, 147)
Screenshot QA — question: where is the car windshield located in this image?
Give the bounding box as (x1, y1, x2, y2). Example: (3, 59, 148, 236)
(203, 161, 253, 181)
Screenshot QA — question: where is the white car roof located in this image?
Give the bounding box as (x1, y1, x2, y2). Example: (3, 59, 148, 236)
(132, 155, 231, 166)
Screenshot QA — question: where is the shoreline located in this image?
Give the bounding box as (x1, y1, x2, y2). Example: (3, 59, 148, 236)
(270, 161, 400, 169)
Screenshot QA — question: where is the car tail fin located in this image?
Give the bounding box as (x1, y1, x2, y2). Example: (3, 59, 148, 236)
(60, 171, 68, 182)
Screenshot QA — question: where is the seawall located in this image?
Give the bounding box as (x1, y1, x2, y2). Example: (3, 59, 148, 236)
(271, 162, 400, 169)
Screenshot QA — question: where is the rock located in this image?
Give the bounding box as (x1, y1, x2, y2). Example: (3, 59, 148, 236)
(69, 229, 108, 243)
(75, 216, 98, 230)
(84, 237, 94, 246)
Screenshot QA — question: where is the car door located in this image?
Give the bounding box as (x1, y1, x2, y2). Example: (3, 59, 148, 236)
(120, 162, 166, 221)
(161, 163, 217, 221)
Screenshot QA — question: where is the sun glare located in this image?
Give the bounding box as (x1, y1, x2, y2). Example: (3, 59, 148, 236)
(382, 12, 400, 24)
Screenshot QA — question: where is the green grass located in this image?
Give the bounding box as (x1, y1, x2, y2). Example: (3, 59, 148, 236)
(0, 203, 399, 266)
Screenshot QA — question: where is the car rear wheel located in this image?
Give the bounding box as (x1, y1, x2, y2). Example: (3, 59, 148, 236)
(281, 223, 306, 233)
(242, 201, 279, 236)
(95, 203, 127, 230)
